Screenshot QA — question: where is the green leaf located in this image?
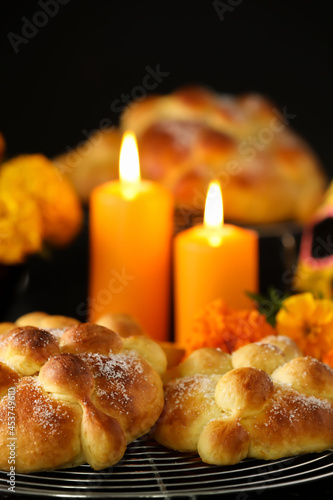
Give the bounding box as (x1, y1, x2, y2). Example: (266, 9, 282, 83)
(246, 287, 290, 327)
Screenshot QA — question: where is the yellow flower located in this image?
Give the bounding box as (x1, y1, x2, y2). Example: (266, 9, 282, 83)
(0, 154, 83, 247)
(0, 186, 42, 264)
(276, 292, 333, 359)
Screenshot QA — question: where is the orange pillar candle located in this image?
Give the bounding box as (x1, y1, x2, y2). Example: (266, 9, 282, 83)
(174, 180, 258, 346)
(89, 131, 173, 341)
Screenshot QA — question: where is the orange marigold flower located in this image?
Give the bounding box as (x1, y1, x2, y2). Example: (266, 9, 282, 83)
(0, 154, 83, 247)
(276, 292, 333, 360)
(0, 186, 42, 264)
(186, 298, 276, 355)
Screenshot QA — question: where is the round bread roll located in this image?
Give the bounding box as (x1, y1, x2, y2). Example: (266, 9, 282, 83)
(122, 335, 167, 376)
(0, 321, 164, 472)
(180, 348, 232, 377)
(15, 311, 49, 327)
(271, 356, 333, 400)
(231, 342, 286, 374)
(257, 334, 302, 361)
(59, 322, 123, 355)
(96, 312, 146, 338)
(0, 326, 60, 375)
(215, 367, 274, 418)
(15, 311, 80, 330)
(198, 419, 250, 466)
(162, 347, 232, 384)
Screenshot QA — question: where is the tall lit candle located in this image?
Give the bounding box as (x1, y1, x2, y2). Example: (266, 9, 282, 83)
(89, 131, 173, 341)
(174, 180, 258, 346)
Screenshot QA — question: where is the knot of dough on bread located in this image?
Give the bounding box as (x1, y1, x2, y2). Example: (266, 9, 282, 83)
(180, 348, 232, 377)
(15, 311, 80, 329)
(153, 374, 223, 452)
(0, 323, 15, 336)
(272, 356, 333, 400)
(163, 347, 232, 383)
(39, 353, 95, 402)
(257, 335, 302, 361)
(80, 399, 127, 470)
(231, 342, 286, 374)
(96, 312, 146, 338)
(0, 326, 59, 375)
(59, 322, 123, 355)
(122, 335, 167, 375)
(242, 384, 333, 461)
(80, 350, 164, 443)
(215, 367, 274, 418)
(197, 419, 250, 466)
(39, 353, 126, 470)
(0, 376, 83, 473)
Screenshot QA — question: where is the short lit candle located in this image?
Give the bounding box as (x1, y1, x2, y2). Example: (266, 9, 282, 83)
(174, 180, 258, 346)
(89, 131, 173, 341)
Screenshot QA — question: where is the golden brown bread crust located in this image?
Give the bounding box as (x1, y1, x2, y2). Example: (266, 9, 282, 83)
(15, 312, 80, 329)
(153, 374, 223, 452)
(162, 347, 232, 384)
(0, 323, 15, 336)
(0, 326, 60, 375)
(60, 322, 123, 355)
(15, 311, 50, 327)
(81, 351, 164, 442)
(257, 334, 302, 361)
(122, 336, 167, 376)
(243, 385, 333, 460)
(215, 367, 274, 418)
(0, 362, 19, 397)
(153, 339, 333, 465)
(231, 342, 286, 374)
(121, 86, 327, 223)
(0, 377, 83, 473)
(271, 356, 333, 399)
(0, 321, 165, 472)
(96, 312, 146, 338)
(198, 419, 250, 466)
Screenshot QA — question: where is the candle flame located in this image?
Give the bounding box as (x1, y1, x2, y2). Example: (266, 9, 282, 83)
(204, 181, 223, 246)
(119, 130, 141, 184)
(204, 180, 223, 229)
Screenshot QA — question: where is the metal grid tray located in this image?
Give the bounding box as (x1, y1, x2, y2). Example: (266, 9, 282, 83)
(1, 435, 333, 498)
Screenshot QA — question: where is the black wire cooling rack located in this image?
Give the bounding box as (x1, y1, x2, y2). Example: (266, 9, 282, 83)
(1, 435, 333, 499)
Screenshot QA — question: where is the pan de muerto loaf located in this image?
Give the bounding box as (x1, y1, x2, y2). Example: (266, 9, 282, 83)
(121, 86, 327, 224)
(0, 322, 165, 473)
(153, 336, 333, 465)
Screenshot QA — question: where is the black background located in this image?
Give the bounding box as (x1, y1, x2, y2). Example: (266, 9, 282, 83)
(0, 0, 333, 174)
